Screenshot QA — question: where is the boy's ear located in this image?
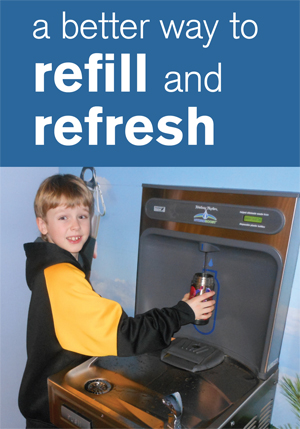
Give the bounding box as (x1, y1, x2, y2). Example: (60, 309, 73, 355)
(36, 217, 48, 235)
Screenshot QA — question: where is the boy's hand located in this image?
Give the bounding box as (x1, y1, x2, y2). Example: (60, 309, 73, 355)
(182, 291, 216, 321)
(93, 241, 98, 259)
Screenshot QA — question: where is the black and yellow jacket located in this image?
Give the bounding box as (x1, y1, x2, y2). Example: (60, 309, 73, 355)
(19, 239, 195, 424)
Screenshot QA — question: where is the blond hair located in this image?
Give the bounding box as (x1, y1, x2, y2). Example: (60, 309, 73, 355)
(34, 174, 93, 219)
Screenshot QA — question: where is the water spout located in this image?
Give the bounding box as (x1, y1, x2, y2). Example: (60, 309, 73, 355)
(162, 392, 183, 429)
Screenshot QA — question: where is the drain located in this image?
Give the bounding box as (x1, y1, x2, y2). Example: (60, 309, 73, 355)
(85, 379, 112, 395)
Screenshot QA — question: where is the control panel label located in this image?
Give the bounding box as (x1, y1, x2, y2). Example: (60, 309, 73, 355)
(145, 198, 285, 234)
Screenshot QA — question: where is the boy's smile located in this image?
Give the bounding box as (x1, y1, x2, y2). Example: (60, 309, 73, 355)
(36, 200, 91, 260)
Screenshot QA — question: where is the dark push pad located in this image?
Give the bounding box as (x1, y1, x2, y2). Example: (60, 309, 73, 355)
(161, 338, 225, 372)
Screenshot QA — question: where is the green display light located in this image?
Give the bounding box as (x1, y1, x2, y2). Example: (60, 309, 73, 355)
(243, 215, 263, 224)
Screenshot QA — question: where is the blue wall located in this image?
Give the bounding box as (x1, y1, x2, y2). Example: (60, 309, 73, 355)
(0, 167, 59, 429)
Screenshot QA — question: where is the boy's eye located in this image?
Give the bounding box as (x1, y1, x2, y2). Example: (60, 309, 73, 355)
(58, 216, 67, 220)
(79, 214, 89, 219)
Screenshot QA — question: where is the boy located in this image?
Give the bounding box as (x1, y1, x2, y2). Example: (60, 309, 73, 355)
(19, 174, 215, 429)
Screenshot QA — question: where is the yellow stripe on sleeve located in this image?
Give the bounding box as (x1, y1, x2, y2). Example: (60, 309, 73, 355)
(44, 263, 123, 356)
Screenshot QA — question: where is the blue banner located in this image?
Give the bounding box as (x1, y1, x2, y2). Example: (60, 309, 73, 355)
(1, 1, 299, 166)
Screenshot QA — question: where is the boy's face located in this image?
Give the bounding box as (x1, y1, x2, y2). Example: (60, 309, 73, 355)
(36, 200, 90, 260)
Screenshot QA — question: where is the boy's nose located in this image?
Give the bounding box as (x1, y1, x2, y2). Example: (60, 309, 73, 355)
(70, 218, 80, 229)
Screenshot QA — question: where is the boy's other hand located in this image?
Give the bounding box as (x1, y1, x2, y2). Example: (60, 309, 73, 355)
(93, 241, 98, 259)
